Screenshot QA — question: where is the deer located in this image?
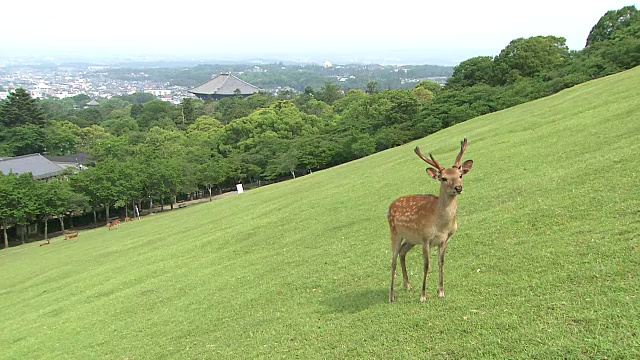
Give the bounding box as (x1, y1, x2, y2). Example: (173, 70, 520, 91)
(388, 138, 473, 303)
(108, 219, 120, 230)
(64, 232, 79, 240)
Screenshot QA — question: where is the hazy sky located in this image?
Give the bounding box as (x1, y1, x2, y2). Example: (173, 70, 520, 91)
(2, 0, 637, 64)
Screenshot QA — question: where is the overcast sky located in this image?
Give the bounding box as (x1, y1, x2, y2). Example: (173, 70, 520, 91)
(2, 0, 637, 64)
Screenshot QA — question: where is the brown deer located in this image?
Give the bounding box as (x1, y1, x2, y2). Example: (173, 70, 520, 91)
(108, 219, 120, 230)
(388, 138, 473, 303)
(64, 232, 79, 240)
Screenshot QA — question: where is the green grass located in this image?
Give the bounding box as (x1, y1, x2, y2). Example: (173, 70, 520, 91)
(1, 67, 639, 359)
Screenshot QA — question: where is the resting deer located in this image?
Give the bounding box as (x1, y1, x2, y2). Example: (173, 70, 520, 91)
(388, 138, 473, 303)
(64, 232, 79, 240)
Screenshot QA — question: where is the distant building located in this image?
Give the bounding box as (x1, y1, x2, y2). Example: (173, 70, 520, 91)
(188, 73, 260, 101)
(145, 89, 171, 97)
(0, 154, 66, 180)
(0, 153, 91, 181)
(44, 153, 92, 170)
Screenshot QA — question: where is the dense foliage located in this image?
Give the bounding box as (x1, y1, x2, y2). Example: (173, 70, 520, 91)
(0, 5, 638, 246)
(105, 63, 454, 91)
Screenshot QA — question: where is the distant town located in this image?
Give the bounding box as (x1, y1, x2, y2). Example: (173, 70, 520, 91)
(0, 63, 192, 104)
(0, 58, 453, 104)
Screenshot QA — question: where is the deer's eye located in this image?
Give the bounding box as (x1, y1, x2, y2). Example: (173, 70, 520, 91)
(459, 175, 463, 179)
(441, 177, 447, 182)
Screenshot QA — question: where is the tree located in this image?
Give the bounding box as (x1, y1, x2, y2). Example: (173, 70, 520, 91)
(89, 135, 131, 163)
(0, 88, 45, 127)
(3, 124, 46, 156)
(178, 98, 200, 129)
(366, 81, 378, 94)
(69, 94, 92, 108)
(40, 98, 75, 121)
(213, 97, 252, 124)
(9, 173, 40, 243)
(196, 157, 228, 200)
(492, 36, 569, 85)
(70, 167, 103, 227)
(136, 100, 177, 130)
(586, 5, 639, 46)
(40, 179, 75, 240)
(44, 120, 81, 155)
(71, 161, 129, 226)
(315, 81, 343, 105)
(75, 107, 103, 127)
(445, 56, 494, 89)
(0, 173, 17, 248)
(77, 125, 110, 152)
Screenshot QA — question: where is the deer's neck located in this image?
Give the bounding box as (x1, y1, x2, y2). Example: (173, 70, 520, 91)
(437, 187, 458, 224)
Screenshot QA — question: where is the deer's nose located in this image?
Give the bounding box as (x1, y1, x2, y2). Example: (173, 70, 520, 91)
(454, 186, 463, 194)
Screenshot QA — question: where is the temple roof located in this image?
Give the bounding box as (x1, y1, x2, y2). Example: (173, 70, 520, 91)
(188, 73, 260, 96)
(0, 153, 65, 180)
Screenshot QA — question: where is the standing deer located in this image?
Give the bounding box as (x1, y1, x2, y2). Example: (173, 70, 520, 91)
(388, 138, 473, 303)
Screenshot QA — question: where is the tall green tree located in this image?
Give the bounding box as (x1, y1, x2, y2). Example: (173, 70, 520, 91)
(44, 120, 81, 155)
(446, 56, 495, 89)
(136, 100, 177, 130)
(492, 36, 569, 85)
(0, 88, 45, 127)
(0, 173, 17, 248)
(10, 173, 40, 243)
(315, 81, 343, 105)
(586, 5, 639, 46)
(3, 124, 46, 156)
(40, 179, 75, 240)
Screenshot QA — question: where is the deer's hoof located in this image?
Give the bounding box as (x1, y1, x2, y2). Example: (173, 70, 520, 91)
(420, 295, 427, 303)
(405, 283, 412, 290)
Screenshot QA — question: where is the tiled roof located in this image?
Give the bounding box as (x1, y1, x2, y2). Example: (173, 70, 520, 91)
(0, 153, 66, 180)
(44, 152, 92, 165)
(188, 73, 260, 96)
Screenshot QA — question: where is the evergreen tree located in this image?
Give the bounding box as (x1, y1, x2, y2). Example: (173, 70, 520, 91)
(0, 88, 45, 127)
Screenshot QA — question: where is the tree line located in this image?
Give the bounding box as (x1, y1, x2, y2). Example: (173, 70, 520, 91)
(0, 5, 637, 247)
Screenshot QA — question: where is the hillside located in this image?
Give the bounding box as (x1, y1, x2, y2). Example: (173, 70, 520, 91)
(0, 67, 638, 358)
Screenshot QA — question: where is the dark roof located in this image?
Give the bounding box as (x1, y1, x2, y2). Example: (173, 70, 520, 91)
(44, 153, 92, 165)
(188, 73, 260, 96)
(0, 153, 65, 180)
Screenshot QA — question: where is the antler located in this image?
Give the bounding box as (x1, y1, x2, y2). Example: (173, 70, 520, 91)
(414, 146, 444, 171)
(453, 138, 468, 168)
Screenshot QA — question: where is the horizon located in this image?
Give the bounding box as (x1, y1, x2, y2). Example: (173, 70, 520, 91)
(2, 1, 637, 66)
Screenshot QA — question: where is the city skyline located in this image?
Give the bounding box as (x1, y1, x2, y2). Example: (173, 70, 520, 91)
(2, 0, 637, 65)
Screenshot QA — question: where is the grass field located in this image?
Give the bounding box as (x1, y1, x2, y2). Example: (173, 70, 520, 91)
(1, 67, 639, 359)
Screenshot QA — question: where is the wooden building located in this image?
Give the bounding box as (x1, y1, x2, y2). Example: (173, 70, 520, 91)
(188, 73, 260, 100)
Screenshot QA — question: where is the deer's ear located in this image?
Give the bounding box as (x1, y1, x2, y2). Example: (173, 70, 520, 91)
(460, 160, 473, 175)
(426, 168, 439, 179)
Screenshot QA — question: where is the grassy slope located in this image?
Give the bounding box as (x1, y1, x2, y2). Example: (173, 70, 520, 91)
(1, 67, 639, 359)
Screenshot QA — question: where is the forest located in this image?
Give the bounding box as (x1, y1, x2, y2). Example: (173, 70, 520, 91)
(105, 63, 454, 91)
(0, 5, 638, 246)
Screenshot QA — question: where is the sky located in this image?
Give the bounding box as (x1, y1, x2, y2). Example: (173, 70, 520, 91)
(1, 0, 637, 65)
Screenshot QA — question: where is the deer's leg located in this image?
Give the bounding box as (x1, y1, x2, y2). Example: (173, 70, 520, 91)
(399, 242, 416, 290)
(437, 241, 449, 298)
(420, 242, 430, 303)
(389, 233, 402, 303)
